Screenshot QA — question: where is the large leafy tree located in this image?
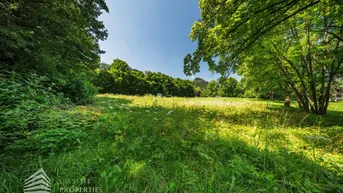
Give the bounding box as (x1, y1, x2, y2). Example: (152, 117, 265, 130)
(237, 49, 289, 99)
(0, 0, 108, 74)
(185, 0, 343, 115)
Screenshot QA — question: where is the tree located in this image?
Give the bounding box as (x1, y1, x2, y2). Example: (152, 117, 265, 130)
(1, 0, 109, 104)
(204, 80, 219, 97)
(110, 59, 131, 73)
(218, 77, 238, 97)
(183, 0, 325, 74)
(234, 78, 246, 97)
(256, 5, 343, 114)
(236, 53, 289, 99)
(1, 0, 108, 74)
(185, 0, 343, 115)
(94, 67, 115, 93)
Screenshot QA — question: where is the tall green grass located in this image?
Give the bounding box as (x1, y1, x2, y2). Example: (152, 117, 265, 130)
(1, 95, 343, 192)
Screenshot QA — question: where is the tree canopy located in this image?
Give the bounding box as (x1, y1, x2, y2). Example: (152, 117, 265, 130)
(1, 0, 109, 103)
(1, 0, 108, 74)
(185, 0, 343, 115)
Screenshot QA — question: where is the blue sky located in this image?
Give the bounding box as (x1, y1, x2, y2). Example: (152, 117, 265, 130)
(99, 0, 239, 81)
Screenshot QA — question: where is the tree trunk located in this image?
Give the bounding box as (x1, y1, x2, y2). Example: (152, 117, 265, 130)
(284, 96, 290, 107)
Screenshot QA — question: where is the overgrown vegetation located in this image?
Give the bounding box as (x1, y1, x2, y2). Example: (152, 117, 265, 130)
(1, 0, 108, 105)
(1, 0, 343, 192)
(1, 72, 65, 150)
(1, 95, 342, 192)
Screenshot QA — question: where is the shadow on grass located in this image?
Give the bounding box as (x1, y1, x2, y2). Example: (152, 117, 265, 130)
(267, 101, 343, 127)
(325, 110, 343, 126)
(82, 96, 343, 192)
(1, 96, 343, 193)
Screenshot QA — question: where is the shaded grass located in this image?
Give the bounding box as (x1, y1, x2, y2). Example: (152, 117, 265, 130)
(1, 95, 343, 192)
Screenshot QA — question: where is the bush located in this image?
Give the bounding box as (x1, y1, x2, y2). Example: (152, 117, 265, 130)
(51, 73, 98, 105)
(0, 71, 97, 152)
(0, 72, 66, 108)
(7, 128, 86, 154)
(0, 72, 65, 149)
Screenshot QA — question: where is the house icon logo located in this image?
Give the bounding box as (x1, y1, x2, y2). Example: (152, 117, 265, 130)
(24, 168, 51, 193)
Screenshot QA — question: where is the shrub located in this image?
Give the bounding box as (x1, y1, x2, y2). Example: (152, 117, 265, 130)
(0, 72, 65, 108)
(7, 128, 86, 154)
(0, 72, 66, 150)
(0, 71, 97, 153)
(51, 73, 98, 105)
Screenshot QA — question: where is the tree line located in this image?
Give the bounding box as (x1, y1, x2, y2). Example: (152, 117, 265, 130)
(94, 59, 195, 97)
(193, 77, 287, 99)
(94, 58, 289, 99)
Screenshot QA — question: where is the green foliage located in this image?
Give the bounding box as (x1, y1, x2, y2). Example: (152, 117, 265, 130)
(237, 56, 288, 100)
(0, 0, 108, 73)
(0, 71, 97, 156)
(192, 77, 209, 96)
(0, 72, 63, 108)
(11, 106, 97, 154)
(218, 77, 238, 97)
(204, 80, 219, 97)
(52, 73, 98, 105)
(94, 68, 116, 93)
(94, 59, 195, 97)
(234, 79, 245, 97)
(0, 72, 67, 150)
(8, 128, 86, 154)
(2, 95, 343, 192)
(184, 0, 327, 75)
(185, 0, 343, 115)
(199, 77, 244, 97)
(0, 0, 109, 105)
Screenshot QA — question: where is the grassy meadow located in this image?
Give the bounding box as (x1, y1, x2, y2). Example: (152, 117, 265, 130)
(1, 95, 343, 192)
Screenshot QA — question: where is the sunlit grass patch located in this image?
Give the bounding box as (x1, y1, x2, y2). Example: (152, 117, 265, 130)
(1, 95, 343, 192)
